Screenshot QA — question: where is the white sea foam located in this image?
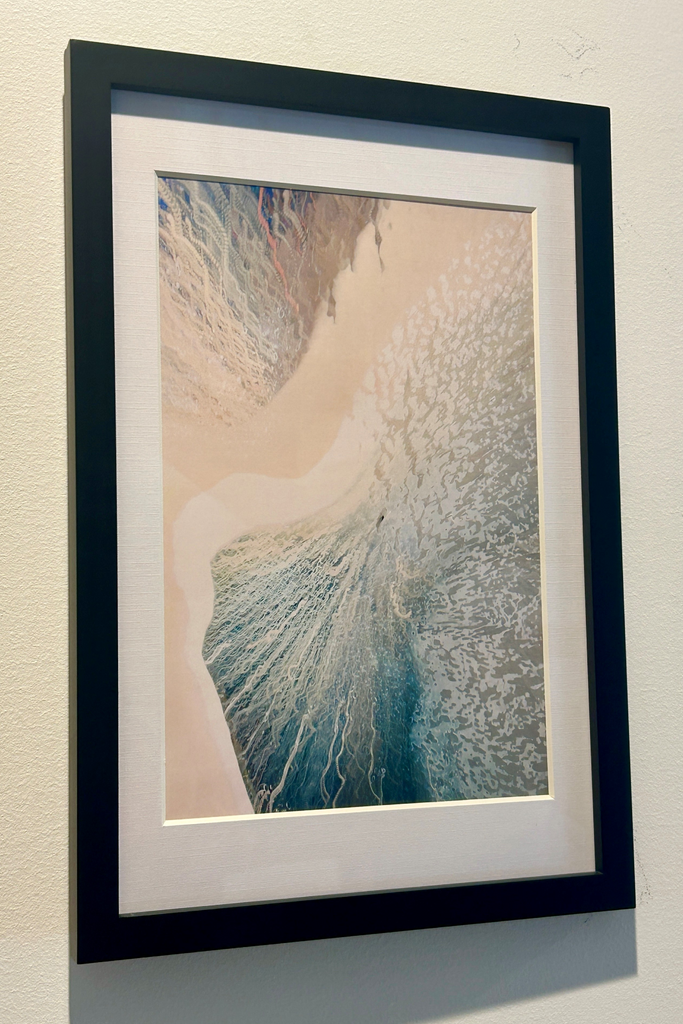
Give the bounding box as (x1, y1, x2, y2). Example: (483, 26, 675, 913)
(196, 214, 547, 811)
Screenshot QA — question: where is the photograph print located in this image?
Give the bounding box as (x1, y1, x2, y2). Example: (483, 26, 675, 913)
(157, 178, 548, 821)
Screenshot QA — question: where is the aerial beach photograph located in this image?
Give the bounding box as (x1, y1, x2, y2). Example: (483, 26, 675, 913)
(157, 178, 548, 820)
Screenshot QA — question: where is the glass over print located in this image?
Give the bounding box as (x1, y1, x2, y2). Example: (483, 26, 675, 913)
(159, 178, 548, 820)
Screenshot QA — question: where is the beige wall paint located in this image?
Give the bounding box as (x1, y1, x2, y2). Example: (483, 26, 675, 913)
(0, 1, 681, 1021)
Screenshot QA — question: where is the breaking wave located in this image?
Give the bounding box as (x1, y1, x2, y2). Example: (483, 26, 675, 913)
(202, 212, 548, 811)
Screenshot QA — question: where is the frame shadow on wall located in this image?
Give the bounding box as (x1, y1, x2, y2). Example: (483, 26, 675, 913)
(70, 909, 636, 1024)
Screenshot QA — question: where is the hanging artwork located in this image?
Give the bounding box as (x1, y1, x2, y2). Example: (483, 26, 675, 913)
(66, 39, 634, 963)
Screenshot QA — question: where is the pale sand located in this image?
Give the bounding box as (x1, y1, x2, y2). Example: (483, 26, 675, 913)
(163, 200, 512, 819)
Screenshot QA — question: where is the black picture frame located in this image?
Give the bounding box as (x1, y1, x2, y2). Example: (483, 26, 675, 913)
(65, 38, 634, 964)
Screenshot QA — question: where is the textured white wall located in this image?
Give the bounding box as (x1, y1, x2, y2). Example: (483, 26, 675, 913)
(0, 2, 681, 1021)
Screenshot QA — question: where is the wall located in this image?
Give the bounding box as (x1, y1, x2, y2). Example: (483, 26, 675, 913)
(0, 1, 681, 1021)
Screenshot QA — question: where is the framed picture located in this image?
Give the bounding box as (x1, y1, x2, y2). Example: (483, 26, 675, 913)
(66, 39, 634, 964)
